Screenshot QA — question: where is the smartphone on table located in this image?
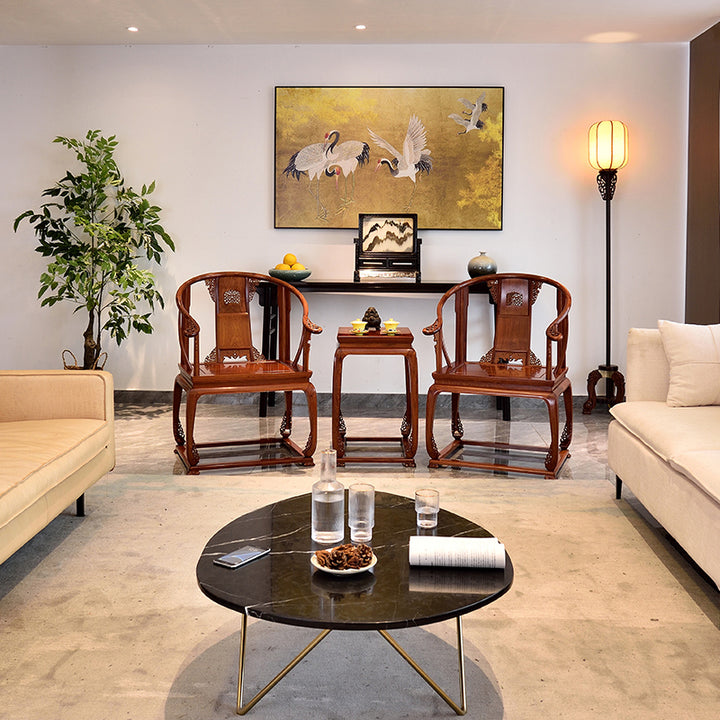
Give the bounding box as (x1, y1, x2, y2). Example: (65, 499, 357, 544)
(213, 545, 270, 569)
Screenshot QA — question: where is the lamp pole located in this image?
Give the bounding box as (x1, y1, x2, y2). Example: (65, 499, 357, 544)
(583, 121, 628, 414)
(598, 168, 616, 369)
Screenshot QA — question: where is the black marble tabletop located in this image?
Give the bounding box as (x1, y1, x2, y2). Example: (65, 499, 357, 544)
(196, 491, 513, 631)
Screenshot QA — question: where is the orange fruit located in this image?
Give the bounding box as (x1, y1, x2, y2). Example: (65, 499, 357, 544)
(283, 253, 297, 266)
(291, 262, 306, 270)
(275, 263, 292, 270)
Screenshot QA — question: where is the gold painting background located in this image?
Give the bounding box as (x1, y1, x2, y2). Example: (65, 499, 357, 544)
(274, 86, 504, 230)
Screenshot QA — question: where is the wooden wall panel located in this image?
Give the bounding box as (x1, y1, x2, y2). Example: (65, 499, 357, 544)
(687, 22, 720, 323)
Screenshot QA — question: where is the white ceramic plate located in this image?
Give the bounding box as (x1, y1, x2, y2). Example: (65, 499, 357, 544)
(310, 553, 377, 575)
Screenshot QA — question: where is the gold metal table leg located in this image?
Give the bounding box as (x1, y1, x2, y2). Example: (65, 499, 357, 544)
(235, 614, 467, 715)
(236, 613, 332, 715)
(378, 616, 467, 716)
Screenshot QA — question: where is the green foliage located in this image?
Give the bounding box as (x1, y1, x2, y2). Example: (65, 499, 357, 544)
(14, 130, 174, 369)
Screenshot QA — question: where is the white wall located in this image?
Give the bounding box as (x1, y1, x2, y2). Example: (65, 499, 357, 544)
(0, 42, 688, 394)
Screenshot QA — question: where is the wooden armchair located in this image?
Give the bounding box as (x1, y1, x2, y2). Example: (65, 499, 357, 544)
(172, 272, 322, 474)
(423, 273, 572, 478)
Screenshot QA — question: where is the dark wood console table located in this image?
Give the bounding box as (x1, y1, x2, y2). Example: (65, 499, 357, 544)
(258, 279, 488, 416)
(276, 279, 470, 294)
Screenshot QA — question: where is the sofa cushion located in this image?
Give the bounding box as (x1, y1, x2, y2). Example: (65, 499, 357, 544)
(658, 319, 720, 407)
(668, 451, 720, 505)
(610, 401, 720, 461)
(0, 419, 110, 528)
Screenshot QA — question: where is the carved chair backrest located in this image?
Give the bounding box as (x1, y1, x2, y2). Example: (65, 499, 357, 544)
(485, 275, 543, 366)
(206, 274, 262, 363)
(176, 272, 305, 374)
(446, 274, 569, 371)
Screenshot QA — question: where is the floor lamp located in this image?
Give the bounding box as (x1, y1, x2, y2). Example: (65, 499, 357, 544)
(583, 120, 629, 414)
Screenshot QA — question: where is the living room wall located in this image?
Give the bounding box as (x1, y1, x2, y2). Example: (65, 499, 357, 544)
(0, 41, 688, 394)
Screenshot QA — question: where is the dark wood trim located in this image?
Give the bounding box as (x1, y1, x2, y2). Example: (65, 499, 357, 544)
(687, 22, 720, 324)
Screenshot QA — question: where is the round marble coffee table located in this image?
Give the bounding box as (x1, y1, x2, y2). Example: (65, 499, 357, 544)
(197, 491, 513, 715)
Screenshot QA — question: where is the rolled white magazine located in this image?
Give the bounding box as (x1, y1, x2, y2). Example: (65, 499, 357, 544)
(409, 535, 506, 569)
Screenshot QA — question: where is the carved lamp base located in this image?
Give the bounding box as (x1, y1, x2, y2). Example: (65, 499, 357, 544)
(583, 364, 625, 414)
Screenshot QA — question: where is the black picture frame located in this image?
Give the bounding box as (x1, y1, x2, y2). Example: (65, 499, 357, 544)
(354, 214, 421, 282)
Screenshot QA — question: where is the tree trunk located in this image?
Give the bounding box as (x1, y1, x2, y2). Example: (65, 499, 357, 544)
(82, 312, 99, 369)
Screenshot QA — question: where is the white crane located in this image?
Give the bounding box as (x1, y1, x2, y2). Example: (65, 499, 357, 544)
(368, 115, 432, 208)
(323, 130, 370, 207)
(283, 135, 334, 220)
(448, 94, 488, 134)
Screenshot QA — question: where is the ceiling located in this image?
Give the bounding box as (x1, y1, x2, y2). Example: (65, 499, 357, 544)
(1, 0, 718, 46)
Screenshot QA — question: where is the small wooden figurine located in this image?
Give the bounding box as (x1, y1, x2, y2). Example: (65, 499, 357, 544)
(362, 306, 382, 331)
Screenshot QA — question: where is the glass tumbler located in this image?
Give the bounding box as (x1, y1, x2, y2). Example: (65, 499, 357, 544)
(348, 482, 375, 543)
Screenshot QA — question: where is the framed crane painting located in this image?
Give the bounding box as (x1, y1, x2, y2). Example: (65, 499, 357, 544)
(274, 86, 504, 230)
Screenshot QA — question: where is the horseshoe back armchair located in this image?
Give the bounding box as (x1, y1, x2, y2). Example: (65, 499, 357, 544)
(172, 271, 322, 474)
(423, 273, 572, 478)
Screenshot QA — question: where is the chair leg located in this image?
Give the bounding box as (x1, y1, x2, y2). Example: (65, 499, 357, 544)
(280, 391, 293, 438)
(303, 385, 318, 459)
(185, 391, 200, 469)
(560, 385, 573, 451)
(426, 387, 441, 460)
(172, 378, 185, 446)
(543, 395, 560, 473)
(403, 353, 419, 463)
(401, 355, 412, 440)
(451, 393, 463, 439)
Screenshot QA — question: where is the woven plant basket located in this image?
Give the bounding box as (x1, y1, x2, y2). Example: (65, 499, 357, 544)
(62, 349, 107, 371)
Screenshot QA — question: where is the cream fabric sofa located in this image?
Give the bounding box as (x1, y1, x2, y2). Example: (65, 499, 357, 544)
(0, 370, 115, 564)
(608, 324, 720, 589)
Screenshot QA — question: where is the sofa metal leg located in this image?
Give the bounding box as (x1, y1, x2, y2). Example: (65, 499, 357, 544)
(615, 476, 622, 500)
(76, 493, 85, 517)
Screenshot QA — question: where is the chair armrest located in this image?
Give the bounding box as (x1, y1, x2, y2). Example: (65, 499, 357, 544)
(546, 321, 564, 341)
(423, 318, 453, 369)
(176, 299, 201, 372)
(422, 319, 442, 336)
(303, 318, 323, 335)
(544, 294, 571, 341)
(292, 318, 323, 369)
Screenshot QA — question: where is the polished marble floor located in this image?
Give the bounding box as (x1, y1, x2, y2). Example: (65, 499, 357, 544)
(114, 392, 614, 479)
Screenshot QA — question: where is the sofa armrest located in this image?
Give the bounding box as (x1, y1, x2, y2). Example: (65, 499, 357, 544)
(0, 370, 114, 422)
(626, 328, 669, 402)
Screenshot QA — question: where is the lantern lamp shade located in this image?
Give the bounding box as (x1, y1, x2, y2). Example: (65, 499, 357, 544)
(588, 120, 629, 171)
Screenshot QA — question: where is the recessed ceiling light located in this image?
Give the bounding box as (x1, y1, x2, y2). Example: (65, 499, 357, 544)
(355, 24, 366, 31)
(585, 31, 638, 43)
(127, 26, 139, 33)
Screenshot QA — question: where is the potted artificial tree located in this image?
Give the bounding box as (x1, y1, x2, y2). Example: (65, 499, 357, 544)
(14, 130, 174, 369)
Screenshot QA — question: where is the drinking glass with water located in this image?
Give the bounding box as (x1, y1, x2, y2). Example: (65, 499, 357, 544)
(414, 488, 440, 528)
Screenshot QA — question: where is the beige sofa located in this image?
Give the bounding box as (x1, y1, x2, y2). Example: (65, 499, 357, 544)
(608, 324, 720, 589)
(0, 370, 115, 565)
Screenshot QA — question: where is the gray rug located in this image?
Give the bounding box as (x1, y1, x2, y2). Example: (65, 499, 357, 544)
(0, 468, 718, 719)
